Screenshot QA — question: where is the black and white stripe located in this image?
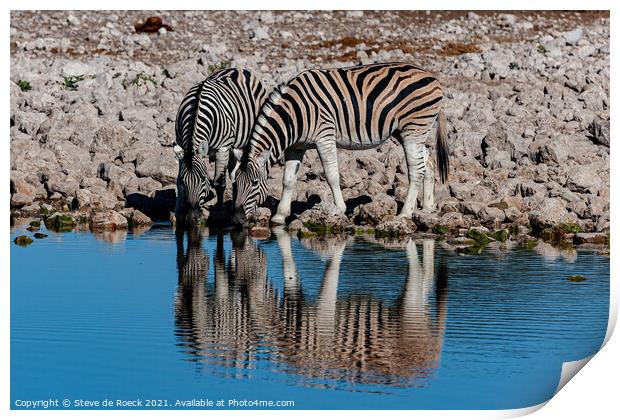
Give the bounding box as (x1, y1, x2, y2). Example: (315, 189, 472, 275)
(174, 68, 268, 225)
(233, 62, 449, 225)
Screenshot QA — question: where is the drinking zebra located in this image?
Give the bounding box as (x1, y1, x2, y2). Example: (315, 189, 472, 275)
(232, 62, 449, 226)
(173, 68, 268, 225)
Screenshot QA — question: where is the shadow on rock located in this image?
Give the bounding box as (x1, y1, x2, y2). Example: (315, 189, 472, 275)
(126, 189, 176, 221)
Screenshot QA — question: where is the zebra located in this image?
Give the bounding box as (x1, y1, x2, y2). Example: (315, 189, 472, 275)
(232, 62, 449, 226)
(173, 68, 268, 225)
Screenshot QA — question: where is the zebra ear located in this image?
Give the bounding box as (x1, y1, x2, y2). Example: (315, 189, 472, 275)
(173, 144, 184, 160)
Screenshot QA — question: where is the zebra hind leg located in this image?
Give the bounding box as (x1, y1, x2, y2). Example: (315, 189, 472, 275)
(272, 149, 306, 225)
(315, 138, 347, 214)
(422, 147, 436, 212)
(398, 131, 430, 219)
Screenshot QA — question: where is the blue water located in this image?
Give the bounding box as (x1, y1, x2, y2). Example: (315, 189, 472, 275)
(10, 223, 609, 409)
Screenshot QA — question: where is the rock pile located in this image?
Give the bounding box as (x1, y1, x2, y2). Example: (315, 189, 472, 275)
(10, 11, 609, 240)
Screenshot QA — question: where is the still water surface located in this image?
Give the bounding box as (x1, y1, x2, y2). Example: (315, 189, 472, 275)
(11, 223, 609, 409)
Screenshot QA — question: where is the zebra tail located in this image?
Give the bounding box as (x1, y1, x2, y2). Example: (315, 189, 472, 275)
(436, 110, 450, 183)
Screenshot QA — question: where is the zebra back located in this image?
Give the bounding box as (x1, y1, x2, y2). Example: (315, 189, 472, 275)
(246, 62, 444, 169)
(175, 68, 268, 162)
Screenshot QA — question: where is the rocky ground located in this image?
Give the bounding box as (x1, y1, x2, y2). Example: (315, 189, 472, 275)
(10, 10, 610, 248)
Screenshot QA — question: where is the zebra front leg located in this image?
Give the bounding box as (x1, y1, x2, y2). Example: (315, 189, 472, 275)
(213, 148, 230, 211)
(398, 133, 429, 219)
(273, 227, 300, 292)
(316, 239, 345, 339)
(228, 148, 244, 208)
(272, 149, 306, 225)
(422, 147, 436, 212)
(315, 139, 347, 214)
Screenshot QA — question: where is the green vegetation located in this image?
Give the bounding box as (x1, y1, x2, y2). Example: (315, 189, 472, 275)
(522, 239, 539, 249)
(433, 225, 449, 235)
(17, 80, 32, 92)
(456, 245, 482, 255)
(303, 223, 342, 235)
(567, 275, 587, 283)
(45, 213, 76, 232)
(457, 228, 493, 255)
(344, 226, 374, 235)
(466, 228, 492, 245)
(27, 220, 42, 232)
(122, 71, 158, 89)
(559, 223, 582, 233)
(14, 235, 33, 247)
(208, 60, 232, 73)
(63, 75, 84, 90)
(297, 230, 317, 239)
(537, 44, 548, 54)
(539, 223, 583, 245)
(490, 229, 509, 242)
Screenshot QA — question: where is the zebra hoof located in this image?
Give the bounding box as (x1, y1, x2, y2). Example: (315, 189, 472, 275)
(270, 214, 286, 226)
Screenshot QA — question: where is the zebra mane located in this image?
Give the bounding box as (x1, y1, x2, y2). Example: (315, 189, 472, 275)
(188, 81, 207, 159)
(176, 81, 206, 169)
(258, 83, 286, 119)
(248, 83, 290, 169)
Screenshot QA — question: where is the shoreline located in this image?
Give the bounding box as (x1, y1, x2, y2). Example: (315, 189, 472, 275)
(11, 203, 610, 255)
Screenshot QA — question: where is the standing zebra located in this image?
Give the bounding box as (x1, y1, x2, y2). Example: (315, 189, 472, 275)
(232, 62, 449, 226)
(174, 68, 268, 225)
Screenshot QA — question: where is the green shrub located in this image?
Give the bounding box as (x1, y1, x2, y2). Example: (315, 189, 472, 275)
(17, 80, 32, 91)
(208, 60, 232, 73)
(63, 75, 84, 90)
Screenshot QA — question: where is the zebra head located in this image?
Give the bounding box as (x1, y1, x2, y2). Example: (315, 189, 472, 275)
(233, 149, 270, 226)
(174, 143, 214, 226)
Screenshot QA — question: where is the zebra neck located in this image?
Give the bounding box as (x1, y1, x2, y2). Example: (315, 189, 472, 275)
(248, 142, 282, 176)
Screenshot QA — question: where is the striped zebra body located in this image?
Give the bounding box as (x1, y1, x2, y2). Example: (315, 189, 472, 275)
(174, 68, 267, 225)
(233, 62, 449, 225)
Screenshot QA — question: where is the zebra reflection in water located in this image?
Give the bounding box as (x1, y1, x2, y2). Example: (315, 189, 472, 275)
(173, 228, 447, 388)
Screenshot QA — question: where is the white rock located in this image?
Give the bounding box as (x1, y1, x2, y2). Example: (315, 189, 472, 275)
(576, 45, 596, 58)
(561, 28, 583, 45)
(67, 15, 80, 26)
(500, 14, 517, 26)
(260, 11, 275, 24)
(61, 62, 93, 76)
(346, 11, 364, 18)
(158, 27, 167, 35)
(254, 26, 270, 40)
